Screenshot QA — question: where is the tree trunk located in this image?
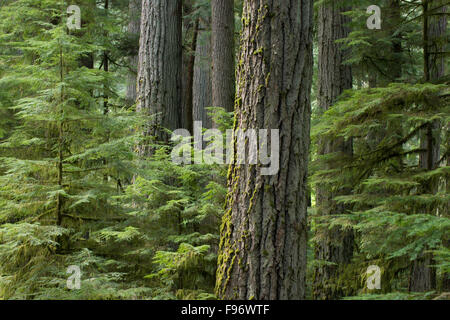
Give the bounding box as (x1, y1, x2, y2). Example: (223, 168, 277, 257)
(445, 151, 450, 291)
(126, 0, 141, 105)
(386, 0, 403, 81)
(211, 0, 235, 114)
(103, 0, 109, 116)
(180, 0, 199, 132)
(193, 23, 213, 129)
(180, 2, 191, 131)
(419, 0, 446, 174)
(410, 0, 447, 292)
(185, 18, 199, 134)
(427, 0, 447, 81)
(136, 0, 182, 153)
(313, 0, 354, 300)
(216, 0, 313, 300)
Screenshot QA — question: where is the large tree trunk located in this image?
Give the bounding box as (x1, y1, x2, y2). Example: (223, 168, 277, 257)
(126, 0, 141, 105)
(410, 0, 447, 292)
(211, 0, 235, 114)
(193, 23, 213, 129)
(312, 0, 354, 300)
(216, 0, 313, 300)
(136, 0, 182, 153)
(423, 0, 447, 83)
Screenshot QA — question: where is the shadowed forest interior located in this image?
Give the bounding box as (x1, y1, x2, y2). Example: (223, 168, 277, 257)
(0, 0, 449, 300)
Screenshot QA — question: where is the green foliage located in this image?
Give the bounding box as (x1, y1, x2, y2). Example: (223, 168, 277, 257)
(311, 82, 450, 298)
(0, 0, 230, 299)
(0, 0, 448, 301)
(343, 291, 437, 300)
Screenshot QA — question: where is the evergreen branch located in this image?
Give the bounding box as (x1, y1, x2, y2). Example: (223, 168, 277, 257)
(61, 214, 126, 222)
(363, 122, 429, 158)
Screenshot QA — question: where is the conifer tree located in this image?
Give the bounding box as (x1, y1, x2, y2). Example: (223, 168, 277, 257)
(313, 0, 354, 300)
(0, 0, 140, 299)
(126, 0, 141, 106)
(211, 0, 235, 114)
(411, 0, 448, 292)
(216, 0, 314, 300)
(136, 0, 182, 153)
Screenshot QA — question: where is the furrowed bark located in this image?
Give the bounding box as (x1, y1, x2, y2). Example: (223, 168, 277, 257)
(185, 18, 199, 134)
(216, 0, 313, 300)
(193, 22, 213, 129)
(126, 0, 141, 105)
(211, 0, 235, 115)
(136, 0, 182, 154)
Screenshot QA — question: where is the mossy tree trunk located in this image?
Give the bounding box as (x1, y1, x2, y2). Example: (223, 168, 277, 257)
(216, 0, 313, 300)
(312, 0, 354, 300)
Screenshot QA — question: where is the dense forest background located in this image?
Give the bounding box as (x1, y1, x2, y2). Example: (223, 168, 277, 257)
(0, 0, 448, 300)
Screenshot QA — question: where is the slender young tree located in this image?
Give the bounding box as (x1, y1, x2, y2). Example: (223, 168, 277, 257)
(211, 0, 235, 114)
(216, 0, 314, 300)
(313, 0, 354, 300)
(136, 0, 182, 153)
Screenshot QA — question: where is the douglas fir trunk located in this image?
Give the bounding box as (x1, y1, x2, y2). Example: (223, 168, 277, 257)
(216, 0, 313, 300)
(193, 23, 213, 129)
(211, 0, 235, 114)
(313, 0, 354, 300)
(136, 0, 182, 152)
(126, 0, 141, 105)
